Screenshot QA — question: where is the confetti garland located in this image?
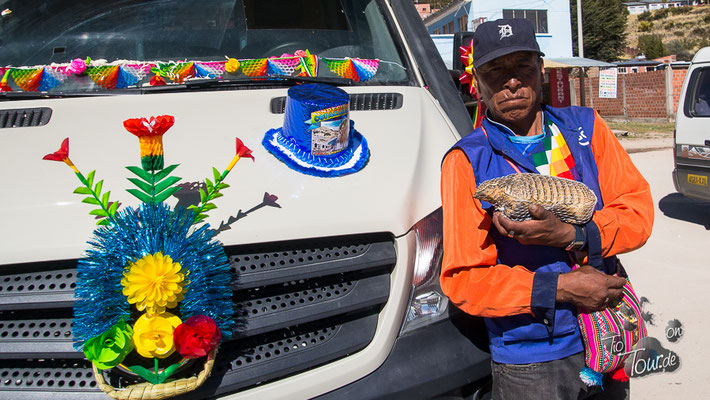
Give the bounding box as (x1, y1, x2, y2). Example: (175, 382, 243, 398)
(458, 39, 485, 128)
(1, 51, 381, 92)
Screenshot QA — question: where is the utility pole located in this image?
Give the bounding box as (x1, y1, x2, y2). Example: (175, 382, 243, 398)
(577, 0, 586, 106)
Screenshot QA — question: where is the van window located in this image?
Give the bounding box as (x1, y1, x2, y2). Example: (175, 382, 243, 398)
(685, 67, 710, 118)
(0, 0, 411, 96)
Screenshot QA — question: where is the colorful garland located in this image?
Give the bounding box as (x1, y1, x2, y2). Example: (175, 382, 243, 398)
(1, 51, 380, 93)
(459, 39, 485, 128)
(43, 116, 254, 395)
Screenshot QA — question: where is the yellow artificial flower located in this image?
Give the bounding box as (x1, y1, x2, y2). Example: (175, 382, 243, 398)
(121, 252, 186, 315)
(133, 312, 182, 359)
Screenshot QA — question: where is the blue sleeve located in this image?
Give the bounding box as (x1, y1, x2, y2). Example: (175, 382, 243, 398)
(531, 271, 559, 334)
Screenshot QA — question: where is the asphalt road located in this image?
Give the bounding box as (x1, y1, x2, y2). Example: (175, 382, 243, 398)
(620, 147, 710, 399)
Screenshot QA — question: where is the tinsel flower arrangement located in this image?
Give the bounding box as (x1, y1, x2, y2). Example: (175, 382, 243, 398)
(43, 116, 254, 399)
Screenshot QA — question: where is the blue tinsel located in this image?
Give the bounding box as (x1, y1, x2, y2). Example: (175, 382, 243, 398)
(73, 203, 234, 350)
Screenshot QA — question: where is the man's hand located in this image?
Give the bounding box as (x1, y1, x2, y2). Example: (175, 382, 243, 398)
(557, 265, 627, 311)
(491, 204, 575, 248)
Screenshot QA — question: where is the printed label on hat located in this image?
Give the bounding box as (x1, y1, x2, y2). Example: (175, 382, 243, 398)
(308, 103, 350, 156)
(498, 24, 513, 39)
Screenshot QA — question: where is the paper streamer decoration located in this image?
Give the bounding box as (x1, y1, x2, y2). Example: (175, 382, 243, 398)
(322, 58, 379, 82)
(195, 61, 226, 79)
(267, 57, 301, 76)
(240, 59, 267, 77)
(11, 68, 44, 92)
(299, 53, 319, 77)
(1, 53, 381, 92)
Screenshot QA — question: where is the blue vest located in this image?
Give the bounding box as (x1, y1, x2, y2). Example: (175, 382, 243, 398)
(450, 105, 605, 364)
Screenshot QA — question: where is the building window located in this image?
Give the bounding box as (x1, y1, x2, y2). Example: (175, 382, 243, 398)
(630, 67, 639, 73)
(458, 15, 468, 31)
(618, 67, 627, 73)
(442, 24, 447, 34)
(502, 9, 548, 33)
(434, 28, 441, 34)
(448, 21, 454, 33)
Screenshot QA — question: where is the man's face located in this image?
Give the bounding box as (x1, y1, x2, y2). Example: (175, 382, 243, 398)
(474, 51, 544, 126)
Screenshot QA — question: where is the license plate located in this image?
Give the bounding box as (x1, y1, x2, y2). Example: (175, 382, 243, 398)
(688, 174, 708, 186)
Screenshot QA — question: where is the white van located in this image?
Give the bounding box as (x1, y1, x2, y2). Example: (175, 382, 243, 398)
(673, 46, 710, 201)
(0, 1, 491, 399)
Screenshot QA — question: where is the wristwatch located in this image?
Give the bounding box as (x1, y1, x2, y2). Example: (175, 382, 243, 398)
(565, 224, 586, 251)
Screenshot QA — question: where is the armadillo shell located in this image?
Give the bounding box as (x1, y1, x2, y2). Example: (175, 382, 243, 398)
(473, 173, 597, 225)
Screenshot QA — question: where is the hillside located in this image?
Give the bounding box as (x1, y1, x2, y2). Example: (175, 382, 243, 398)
(625, 5, 710, 60)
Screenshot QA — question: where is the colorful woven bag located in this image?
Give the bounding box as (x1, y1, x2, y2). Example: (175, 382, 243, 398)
(577, 278, 647, 375)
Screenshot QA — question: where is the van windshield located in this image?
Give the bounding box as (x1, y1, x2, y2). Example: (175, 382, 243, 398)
(0, 0, 411, 96)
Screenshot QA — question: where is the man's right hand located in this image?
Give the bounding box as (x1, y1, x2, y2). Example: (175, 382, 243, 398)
(556, 265, 627, 311)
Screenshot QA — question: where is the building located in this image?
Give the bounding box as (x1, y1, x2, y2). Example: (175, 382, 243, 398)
(623, 1, 689, 15)
(424, 0, 471, 34)
(414, 2, 436, 19)
(614, 59, 662, 73)
(467, 0, 573, 58)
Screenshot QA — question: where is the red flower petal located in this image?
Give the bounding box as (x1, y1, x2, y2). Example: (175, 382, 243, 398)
(235, 138, 254, 161)
(43, 138, 69, 161)
(149, 75, 166, 86)
(173, 315, 221, 359)
(123, 115, 175, 137)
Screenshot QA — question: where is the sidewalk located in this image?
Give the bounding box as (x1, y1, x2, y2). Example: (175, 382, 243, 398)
(613, 130, 673, 154)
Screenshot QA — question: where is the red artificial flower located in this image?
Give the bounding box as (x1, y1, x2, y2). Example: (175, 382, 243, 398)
(150, 75, 166, 86)
(0, 81, 11, 93)
(173, 315, 221, 359)
(43, 138, 70, 161)
(123, 115, 175, 137)
(236, 137, 254, 161)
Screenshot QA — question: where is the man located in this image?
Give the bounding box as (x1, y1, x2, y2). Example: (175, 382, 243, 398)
(440, 19, 653, 399)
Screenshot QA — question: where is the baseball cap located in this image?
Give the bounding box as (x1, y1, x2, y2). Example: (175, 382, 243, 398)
(472, 18, 545, 67)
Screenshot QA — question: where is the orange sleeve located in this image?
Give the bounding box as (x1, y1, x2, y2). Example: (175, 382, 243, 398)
(439, 149, 535, 318)
(589, 111, 654, 257)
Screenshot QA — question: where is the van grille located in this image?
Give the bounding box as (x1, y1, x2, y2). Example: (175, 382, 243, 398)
(0, 108, 52, 128)
(0, 233, 395, 399)
(270, 93, 403, 114)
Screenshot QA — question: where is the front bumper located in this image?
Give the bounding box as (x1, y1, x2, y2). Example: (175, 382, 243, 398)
(315, 309, 491, 400)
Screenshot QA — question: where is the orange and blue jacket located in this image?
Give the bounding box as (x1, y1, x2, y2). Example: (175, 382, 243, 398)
(440, 105, 653, 364)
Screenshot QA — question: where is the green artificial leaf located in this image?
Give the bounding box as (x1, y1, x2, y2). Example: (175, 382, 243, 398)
(205, 178, 214, 192)
(127, 188, 153, 203)
(82, 197, 101, 205)
(126, 166, 152, 182)
(154, 176, 182, 195)
(101, 191, 110, 208)
(211, 192, 224, 199)
(193, 213, 208, 223)
(156, 362, 183, 384)
(154, 164, 180, 182)
(86, 170, 96, 188)
(108, 201, 119, 215)
(199, 188, 207, 203)
(73, 186, 92, 195)
(216, 183, 230, 190)
(128, 365, 159, 384)
(153, 186, 181, 203)
(203, 203, 217, 211)
(94, 180, 103, 196)
(89, 209, 109, 217)
(97, 219, 110, 226)
(187, 205, 198, 212)
(213, 167, 221, 183)
(128, 178, 153, 194)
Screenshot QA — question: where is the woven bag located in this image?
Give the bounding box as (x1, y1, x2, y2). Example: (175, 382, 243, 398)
(577, 278, 646, 373)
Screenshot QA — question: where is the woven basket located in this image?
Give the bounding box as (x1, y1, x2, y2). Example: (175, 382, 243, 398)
(92, 349, 216, 400)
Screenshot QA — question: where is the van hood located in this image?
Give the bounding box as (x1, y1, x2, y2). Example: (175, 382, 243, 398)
(0, 86, 458, 264)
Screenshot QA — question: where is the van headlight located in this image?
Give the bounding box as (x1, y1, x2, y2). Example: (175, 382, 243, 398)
(400, 208, 449, 335)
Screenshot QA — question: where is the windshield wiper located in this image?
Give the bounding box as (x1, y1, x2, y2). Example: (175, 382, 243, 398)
(184, 75, 355, 89)
(0, 91, 115, 100)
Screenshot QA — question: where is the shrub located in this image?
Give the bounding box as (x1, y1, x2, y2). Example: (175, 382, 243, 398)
(703, 14, 710, 23)
(666, 20, 675, 29)
(638, 11, 652, 21)
(691, 26, 707, 36)
(652, 8, 670, 20)
(673, 30, 685, 37)
(639, 21, 654, 32)
(669, 6, 692, 15)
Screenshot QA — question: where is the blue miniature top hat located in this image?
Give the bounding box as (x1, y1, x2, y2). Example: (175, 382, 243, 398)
(262, 83, 369, 177)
